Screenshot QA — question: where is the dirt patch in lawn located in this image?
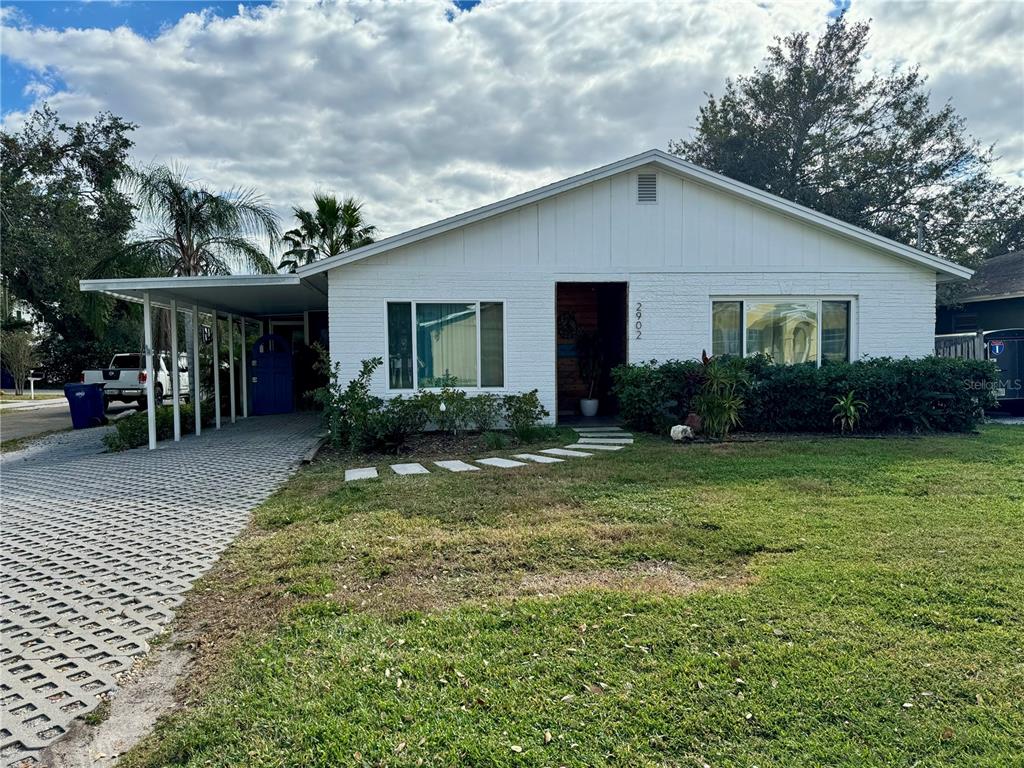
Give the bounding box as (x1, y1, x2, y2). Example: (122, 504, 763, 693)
(41, 642, 190, 767)
(176, 551, 756, 703)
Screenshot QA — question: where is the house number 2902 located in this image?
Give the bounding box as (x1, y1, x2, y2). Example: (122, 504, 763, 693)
(635, 302, 643, 340)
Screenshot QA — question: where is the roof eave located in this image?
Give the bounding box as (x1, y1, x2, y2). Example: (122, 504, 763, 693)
(80, 274, 302, 292)
(956, 291, 1024, 304)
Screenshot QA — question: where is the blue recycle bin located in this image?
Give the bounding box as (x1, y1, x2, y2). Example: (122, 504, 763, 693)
(64, 382, 108, 429)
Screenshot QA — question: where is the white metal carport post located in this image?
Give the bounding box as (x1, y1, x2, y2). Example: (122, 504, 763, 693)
(240, 317, 248, 418)
(228, 313, 236, 423)
(142, 291, 157, 450)
(212, 311, 221, 429)
(170, 299, 181, 441)
(192, 304, 201, 436)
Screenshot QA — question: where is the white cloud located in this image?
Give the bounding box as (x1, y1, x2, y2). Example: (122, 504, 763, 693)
(2, 0, 1021, 248)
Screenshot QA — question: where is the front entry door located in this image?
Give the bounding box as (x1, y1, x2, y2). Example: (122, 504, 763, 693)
(250, 333, 294, 415)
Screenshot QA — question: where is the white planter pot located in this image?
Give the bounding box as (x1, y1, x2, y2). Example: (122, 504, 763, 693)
(580, 398, 599, 417)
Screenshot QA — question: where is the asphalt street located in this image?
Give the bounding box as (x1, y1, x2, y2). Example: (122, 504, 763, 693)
(1, 399, 137, 440)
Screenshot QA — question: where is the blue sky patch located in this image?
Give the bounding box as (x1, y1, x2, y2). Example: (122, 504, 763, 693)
(1, 1, 268, 113)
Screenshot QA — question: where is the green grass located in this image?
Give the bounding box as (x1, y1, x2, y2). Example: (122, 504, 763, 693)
(83, 699, 112, 726)
(0, 391, 64, 402)
(125, 428, 1024, 767)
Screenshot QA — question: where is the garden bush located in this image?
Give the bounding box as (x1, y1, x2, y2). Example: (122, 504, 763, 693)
(412, 379, 471, 435)
(613, 355, 998, 436)
(312, 355, 552, 453)
(466, 393, 502, 432)
(360, 396, 428, 453)
(103, 402, 206, 451)
(502, 390, 549, 440)
(611, 359, 705, 432)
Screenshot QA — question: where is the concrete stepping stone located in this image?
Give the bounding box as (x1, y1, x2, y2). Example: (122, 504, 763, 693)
(576, 437, 634, 444)
(476, 457, 527, 469)
(541, 447, 593, 457)
(573, 427, 627, 433)
(574, 433, 632, 439)
(391, 462, 429, 476)
(434, 460, 480, 472)
(345, 467, 378, 482)
(565, 443, 624, 451)
(514, 453, 564, 463)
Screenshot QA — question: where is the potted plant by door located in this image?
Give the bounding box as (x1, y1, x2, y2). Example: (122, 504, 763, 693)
(575, 330, 603, 417)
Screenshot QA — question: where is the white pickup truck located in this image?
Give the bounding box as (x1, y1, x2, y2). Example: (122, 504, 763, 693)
(82, 352, 190, 411)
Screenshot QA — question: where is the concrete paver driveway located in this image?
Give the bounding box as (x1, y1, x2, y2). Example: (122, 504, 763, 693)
(0, 413, 321, 767)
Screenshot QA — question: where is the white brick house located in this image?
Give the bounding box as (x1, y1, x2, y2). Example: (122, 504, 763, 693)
(82, 149, 971, 437)
(308, 149, 967, 420)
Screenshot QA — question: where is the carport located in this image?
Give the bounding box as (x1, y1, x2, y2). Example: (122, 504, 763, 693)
(80, 273, 328, 449)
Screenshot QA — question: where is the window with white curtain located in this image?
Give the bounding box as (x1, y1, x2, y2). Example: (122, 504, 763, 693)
(387, 301, 505, 389)
(711, 298, 853, 365)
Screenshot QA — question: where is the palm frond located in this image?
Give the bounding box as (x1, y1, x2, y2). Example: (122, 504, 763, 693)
(204, 236, 277, 275)
(283, 192, 377, 264)
(126, 163, 282, 276)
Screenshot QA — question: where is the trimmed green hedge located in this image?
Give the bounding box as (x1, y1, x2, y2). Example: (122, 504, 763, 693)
(611, 359, 705, 433)
(103, 402, 212, 451)
(612, 356, 999, 435)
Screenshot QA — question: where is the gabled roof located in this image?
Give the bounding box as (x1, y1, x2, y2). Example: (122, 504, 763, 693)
(956, 250, 1024, 303)
(297, 148, 973, 281)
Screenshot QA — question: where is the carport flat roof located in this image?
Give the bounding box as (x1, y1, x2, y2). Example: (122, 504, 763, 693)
(80, 274, 328, 317)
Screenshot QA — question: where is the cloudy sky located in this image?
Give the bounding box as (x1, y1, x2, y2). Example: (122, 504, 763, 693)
(2, 0, 1022, 243)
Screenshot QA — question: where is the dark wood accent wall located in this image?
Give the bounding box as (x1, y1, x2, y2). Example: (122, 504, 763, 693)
(555, 283, 628, 416)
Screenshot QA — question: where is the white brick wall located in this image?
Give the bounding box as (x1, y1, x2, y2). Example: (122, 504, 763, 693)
(328, 262, 937, 423)
(329, 262, 558, 418)
(628, 270, 937, 362)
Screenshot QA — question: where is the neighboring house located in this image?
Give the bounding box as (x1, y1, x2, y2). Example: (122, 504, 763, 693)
(1, 281, 44, 338)
(935, 250, 1024, 335)
(82, 149, 972, 430)
(935, 250, 1024, 404)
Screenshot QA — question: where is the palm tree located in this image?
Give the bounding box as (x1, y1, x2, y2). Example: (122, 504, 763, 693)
(127, 164, 281, 409)
(128, 164, 281, 276)
(279, 193, 377, 271)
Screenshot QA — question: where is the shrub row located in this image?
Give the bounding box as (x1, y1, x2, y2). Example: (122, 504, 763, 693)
(613, 355, 999, 436)
(103, 402, 212, 451)
(314, 356, 549, 453)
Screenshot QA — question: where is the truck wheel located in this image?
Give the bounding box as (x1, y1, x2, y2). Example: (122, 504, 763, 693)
(137, 384, 163, 411)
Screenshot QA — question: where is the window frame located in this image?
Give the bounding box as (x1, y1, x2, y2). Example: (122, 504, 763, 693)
(384, 299, 508, 392)
(709, 296, 858, 366)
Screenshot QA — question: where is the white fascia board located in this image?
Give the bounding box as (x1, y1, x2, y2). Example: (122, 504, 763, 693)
(80, 274, 301, 292)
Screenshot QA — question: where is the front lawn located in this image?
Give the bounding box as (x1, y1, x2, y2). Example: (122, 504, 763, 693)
(126, 428, 1023, 767)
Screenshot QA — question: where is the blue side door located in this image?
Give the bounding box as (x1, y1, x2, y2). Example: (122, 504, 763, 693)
(250, 334, 294, 415)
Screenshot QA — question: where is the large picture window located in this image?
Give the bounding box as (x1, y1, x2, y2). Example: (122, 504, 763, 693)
(387, 301, 505, 389)
(710, 298, 853, 365)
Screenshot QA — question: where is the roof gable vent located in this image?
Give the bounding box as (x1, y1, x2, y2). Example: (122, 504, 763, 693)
(637, 172, 657, 203)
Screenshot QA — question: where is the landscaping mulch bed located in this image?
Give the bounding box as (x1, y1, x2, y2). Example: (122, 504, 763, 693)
(313, 427, 577, 464)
